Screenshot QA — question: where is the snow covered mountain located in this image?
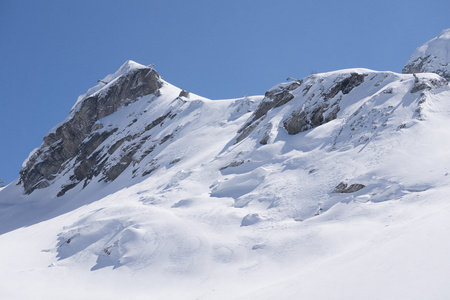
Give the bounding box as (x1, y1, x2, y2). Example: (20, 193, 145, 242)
(1, 29, 450, 299)
(403, 28, 450, 80)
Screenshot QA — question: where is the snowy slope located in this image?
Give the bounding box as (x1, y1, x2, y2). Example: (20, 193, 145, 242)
(2, 30, 450, 299)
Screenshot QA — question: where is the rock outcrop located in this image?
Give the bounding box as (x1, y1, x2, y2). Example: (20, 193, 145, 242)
(235, 81, 300, 144)
(283, 73, 365, 135)
(333, 182, 365, 193)
(233, 70, 375, 147)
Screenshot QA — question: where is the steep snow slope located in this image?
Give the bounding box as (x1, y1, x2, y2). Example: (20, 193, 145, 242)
(2, 31, 450, 298)
(217, 69, 448, 221)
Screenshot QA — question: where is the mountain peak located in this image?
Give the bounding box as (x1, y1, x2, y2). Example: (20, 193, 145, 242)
(402, 28, 450, 80)
(116, 60, 149, 76)
(68, 60, 154, 115)
(19, 61, 163, 195)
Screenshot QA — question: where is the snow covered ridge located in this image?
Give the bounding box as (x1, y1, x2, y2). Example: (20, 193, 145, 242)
(16, 60, 449, 199)
(403, 28, 450, 80)
(236, 68, 447, 146)
(17, 26, 450, 198)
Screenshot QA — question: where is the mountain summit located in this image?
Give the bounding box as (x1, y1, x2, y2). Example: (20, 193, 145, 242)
(403, 28, 450, 80)
(19, 61, 163, 196)
(2, 30, 450, 299)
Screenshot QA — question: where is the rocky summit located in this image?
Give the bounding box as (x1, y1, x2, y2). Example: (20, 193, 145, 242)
(19, 61, 162, 196)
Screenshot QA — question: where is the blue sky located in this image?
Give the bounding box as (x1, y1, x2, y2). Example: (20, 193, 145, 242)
(1, 0, 449, 184)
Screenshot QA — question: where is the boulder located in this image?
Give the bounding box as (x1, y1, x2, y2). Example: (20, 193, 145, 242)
(333, 182, 365, 194)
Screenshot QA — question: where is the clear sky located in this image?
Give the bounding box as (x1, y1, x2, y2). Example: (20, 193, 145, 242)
(1, 0, 449, 185)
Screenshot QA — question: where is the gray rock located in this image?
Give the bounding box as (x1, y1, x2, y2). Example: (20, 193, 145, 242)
(169, 158, 181, 165)
(284, 102, 341, 135)
(235, 120, 261, 144)
(235, 81, 299, 143)
(283, 73, 365, 135)
(323, 73, 367, 100)
(159, 133, 174, 145)
(333, 182, 365, 193)
(145, 112, 171, 131)
(219, 160, 244, 171)
(411, 76, 448, 94)
(259, 123, 273, 145)
(142, 163, 159, 177)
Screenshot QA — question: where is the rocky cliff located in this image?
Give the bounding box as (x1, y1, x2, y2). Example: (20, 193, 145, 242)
(19, 61, 163, 195)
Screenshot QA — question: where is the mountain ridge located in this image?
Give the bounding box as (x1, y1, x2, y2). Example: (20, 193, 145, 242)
(16, 63, 449, 198)
(1, 29, 450, 300)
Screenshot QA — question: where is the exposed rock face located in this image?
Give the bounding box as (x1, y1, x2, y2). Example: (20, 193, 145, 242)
(284, 73, 365, 135)
(333, 182, 365, 193)
(284, 102, 340, 135)
(235, 81, 300, 144)
(219, 160, 244, 171)
(403, 29, 450, 81)
(19, 62, 162, 195)
(410, 74, 448, 94)
(235, 72, 367, 143)
(322, 73, 366, 100)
